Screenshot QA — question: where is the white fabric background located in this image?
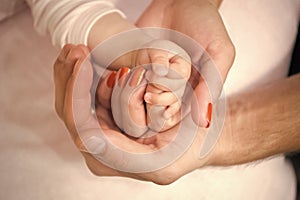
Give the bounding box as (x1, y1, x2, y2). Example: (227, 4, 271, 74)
(0, 0, 299, 199)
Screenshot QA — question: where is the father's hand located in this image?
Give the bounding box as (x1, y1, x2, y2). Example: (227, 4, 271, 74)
(136, 0, 235, 127)
(54, 45, 229, 185)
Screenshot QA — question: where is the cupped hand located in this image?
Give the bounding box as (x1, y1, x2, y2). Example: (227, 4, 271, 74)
(136, 0, 235, 127)
(54, 44, 227, 185)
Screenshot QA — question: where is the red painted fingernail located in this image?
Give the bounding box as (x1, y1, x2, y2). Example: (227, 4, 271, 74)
(130, 68, 146, 87)
(107, 72, 116, 88)
(119, 67, 130, 80)
(206, 103, 212, 128)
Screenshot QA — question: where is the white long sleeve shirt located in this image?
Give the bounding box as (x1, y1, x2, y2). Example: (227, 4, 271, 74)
(26, 0, 125, 47)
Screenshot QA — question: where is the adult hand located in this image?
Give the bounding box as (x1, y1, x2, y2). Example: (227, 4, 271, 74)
(136, 0, 235, 127)
(53, 44, 229, 185)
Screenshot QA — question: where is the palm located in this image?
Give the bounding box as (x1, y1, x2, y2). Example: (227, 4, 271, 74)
(136, 0, 234, 80)
(55, 41, 217, 185)
(95, 71, 178, 150)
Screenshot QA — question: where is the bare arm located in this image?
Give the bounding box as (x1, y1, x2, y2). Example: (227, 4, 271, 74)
(218, 74, 300, 165)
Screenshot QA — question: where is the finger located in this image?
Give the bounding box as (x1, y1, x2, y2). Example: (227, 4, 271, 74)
(191, 76, 212, 128)
(144, 91, 177, 106)
(110, 67, 131, 131)
(97, 71, 116, 109)
(62, 46, 107, 155)
(135, 49, 150, 67)
(164, 101, 181, 119)
(54, 44, 75, 118)
(129, 67, 146, 87)
(148, 48, 170, 76)
(117, 67, 131, 87)
(188, 65, 201, 89)
(193, 35, 234, 128)
(95, 105, 119, 131)
(124, 67, 148, 137)
(204, 37, 235, 83)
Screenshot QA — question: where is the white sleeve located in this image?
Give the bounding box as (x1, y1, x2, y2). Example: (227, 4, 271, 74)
(26, 0, 126, 47)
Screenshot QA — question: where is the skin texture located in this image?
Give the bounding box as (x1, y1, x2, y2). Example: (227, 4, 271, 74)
(54, 45, 300, 184)
(53, 0, 242, 184)
(88, 0, 235, 128)
(54, 45, 216, 185)
(109, 40, 192, 137)
(136, 0, 235, 127)
(55, 0, 235, 184)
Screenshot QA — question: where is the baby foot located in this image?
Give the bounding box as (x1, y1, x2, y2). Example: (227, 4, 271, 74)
(109, 40, 191, 137)
(140, 40, 191, 132)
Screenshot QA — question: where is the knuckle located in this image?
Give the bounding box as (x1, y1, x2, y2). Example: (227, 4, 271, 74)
(66, 46, 86, 62)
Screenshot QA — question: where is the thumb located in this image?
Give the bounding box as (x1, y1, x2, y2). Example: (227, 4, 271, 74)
(191, 34, 235, 127)
(64, 50, 107, 155)
(191, 50, 230, 127)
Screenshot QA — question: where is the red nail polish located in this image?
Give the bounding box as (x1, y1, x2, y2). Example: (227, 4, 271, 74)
(130, 68, 145, 87)
(107, 72, 116, 88)
(119, 67, 130, 80)
(206, 103, 212, 128)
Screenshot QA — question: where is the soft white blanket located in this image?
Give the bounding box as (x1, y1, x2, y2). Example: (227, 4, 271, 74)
(0, 0, 299, 198)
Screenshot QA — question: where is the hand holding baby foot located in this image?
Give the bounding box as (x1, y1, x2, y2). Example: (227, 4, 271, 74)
(137, 40, 191, 132)
(54, 44, 226, 184)
(110, 67, 148, 137)
(110, 40, 192, 137)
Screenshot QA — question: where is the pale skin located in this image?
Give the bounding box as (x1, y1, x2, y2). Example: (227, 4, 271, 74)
(55, 0, 240, 184)
(102, 47, 191, 136)
(88, 0, 234, 128)
(88, 14, 193, 134)
(54, 45, 300, 185)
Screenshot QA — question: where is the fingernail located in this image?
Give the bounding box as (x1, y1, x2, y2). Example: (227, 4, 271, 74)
(119, 67, 130, 80)
(129, 68, 146, 87)
(84, 136, 106, 155)
(136, 69, 146, 86)
(107, 72, 116, 88)
(206, 103, 212, 128)
(144, 93, 151, 103)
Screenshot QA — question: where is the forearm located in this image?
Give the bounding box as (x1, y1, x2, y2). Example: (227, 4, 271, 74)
(222, 74, 300, 165)
(88, 13, 137, 69)
(88, 13, 135, 50)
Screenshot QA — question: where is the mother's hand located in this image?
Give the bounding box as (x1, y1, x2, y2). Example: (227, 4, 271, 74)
(137, 0, 235, 127)
(54, 44, 229, 184)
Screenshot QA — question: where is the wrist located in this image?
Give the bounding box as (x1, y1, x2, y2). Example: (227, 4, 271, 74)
(88, 13, 136, 50)
(88, 13, 152, 70)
